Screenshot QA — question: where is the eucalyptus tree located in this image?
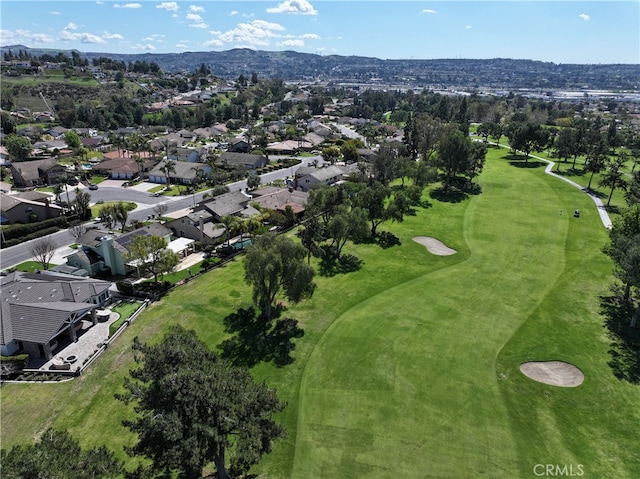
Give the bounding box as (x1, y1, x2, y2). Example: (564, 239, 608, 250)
(244, 233, 316, 322)
(326, 205, 368, 260)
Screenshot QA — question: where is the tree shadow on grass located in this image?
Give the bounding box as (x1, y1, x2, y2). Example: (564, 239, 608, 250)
(429, 187, 468, 203)
(376, 231, 401, 249)
(318, 246, 363, 277)
(583, 187, 607, 199)
(430, 177, 481, 203)
(218, 305, 304, 368)
(604, 204, 621, 215)
(509, 160, 545, 169)
(600, 294, 640, 384)
(555, 168, 586, 178)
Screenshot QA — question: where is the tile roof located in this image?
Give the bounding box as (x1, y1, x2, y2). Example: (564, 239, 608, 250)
(0, 271, 111, 346)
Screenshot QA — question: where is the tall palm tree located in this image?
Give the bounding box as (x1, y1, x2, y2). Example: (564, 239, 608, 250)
(160, 159, 176, 190)
(221, 215, 238, 247)
(57, 174, 72, 213)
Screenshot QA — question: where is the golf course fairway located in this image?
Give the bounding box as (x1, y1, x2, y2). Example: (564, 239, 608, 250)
(288, 152, 639, 478)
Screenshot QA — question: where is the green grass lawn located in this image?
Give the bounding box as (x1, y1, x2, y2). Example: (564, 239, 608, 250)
(6, 261, 57, 273)
(91, 201, 137, 219)
(108, 300, 145, 336)
(88, 175, 106, 185)
(2, 148, 638, 478)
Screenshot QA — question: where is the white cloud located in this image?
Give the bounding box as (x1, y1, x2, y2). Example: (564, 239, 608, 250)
(50, 11, 61, 15)
(209, 30, 221, 35)
(252, 20, 285, 31)
(300, 33, 320, 40)
(190, 22, 209, 29)
(142, 34, 165, 42)
(267, 0, 317, 15)
(103, 32, 124, 40)
(156, 2, 179, 12)
(211, 19, 285, 47)
(203, 38, 223, 47)
(230, 10, 239, 16)
(579, 13, 590, 21)
(176, 42, 188, 49)
(186, 13, 203, 21)
(60, 30, 106, 44)
(465, 25, 472, 29)
(279, 39, 304, 47)
(132, 43, 157, 50)
(0, 29, 15, 44)
(65, 22, 77, 31)
(422, 9, 436, 14)
(189, 5, 205, 13)
(4, 29, 54, 45)
(114, 3, 142, 8)
(96, 1, 103, 4)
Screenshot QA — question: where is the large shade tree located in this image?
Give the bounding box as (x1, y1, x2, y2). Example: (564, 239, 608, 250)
(125, 234, 179, 282)
(117, 325, 286, 479)
(505, 121, 549, 164)
(1, 428, 122, 479)
(244, 233, 316, 322)
(603, 204, 640, 326)
(435, 130, 487, 192)
(5, 134, 32, 161)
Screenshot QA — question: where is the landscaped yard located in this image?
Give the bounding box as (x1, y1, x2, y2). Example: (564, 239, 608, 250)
(91, 201, 137, 219)
(1, 147, 638, 478)
(5, 261, 58, 273)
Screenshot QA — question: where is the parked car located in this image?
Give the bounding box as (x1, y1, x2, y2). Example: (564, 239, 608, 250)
(88, 183, 98, 190)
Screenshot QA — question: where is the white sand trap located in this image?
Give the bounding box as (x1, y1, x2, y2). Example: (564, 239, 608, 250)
(519, 361, 584, 387)
(412, 236, 457, 256)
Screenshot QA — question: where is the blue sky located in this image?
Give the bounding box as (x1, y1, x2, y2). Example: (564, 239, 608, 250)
(1, 1, 638, 64)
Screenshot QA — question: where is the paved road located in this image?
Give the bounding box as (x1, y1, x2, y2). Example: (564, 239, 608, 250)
(0, 156, 322, 270)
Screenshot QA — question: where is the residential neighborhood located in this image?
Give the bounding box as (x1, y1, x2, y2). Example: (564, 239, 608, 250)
(1, 39, 640, 479)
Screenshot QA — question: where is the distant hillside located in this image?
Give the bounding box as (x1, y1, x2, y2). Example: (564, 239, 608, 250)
(2, 44, 639, 91)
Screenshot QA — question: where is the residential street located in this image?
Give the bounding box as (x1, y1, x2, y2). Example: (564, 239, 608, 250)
(0, 156, 322, 271)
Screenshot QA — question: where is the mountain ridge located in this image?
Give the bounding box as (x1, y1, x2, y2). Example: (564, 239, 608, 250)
(2, 44, 639, 90)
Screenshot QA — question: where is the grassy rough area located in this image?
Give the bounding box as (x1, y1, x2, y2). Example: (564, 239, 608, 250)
(1, 148, 638, 478)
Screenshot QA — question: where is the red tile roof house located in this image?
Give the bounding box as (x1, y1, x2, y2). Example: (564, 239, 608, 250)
(0, 271, 111, 361)
(249, 186, 309, 217)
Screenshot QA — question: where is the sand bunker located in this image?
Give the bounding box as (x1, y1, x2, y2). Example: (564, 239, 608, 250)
(412, 236, 457, 256)
(519, 361, 584, 387)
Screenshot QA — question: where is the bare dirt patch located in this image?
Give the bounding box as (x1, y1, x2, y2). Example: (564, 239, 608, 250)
(412, 236, 457, 256)
(519, 361, 584, 387)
